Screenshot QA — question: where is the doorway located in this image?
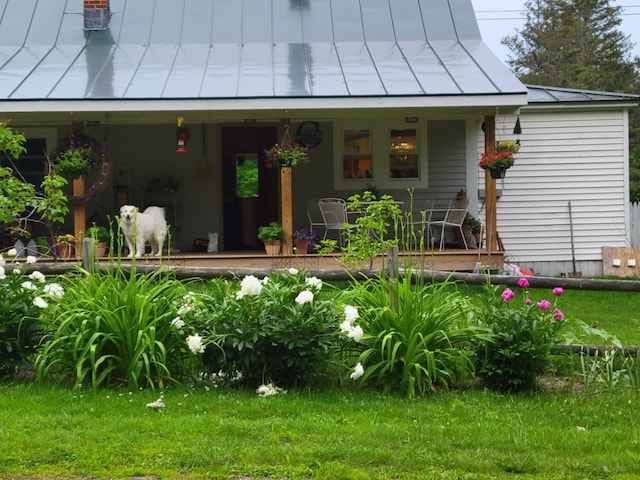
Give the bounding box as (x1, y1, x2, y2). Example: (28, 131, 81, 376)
(221, 126, 279, 250)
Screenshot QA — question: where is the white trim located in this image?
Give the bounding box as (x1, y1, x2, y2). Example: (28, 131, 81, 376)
(0, 94, 528, 114)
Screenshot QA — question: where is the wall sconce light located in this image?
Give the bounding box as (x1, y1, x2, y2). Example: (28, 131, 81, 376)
(176, 117, 190, 153)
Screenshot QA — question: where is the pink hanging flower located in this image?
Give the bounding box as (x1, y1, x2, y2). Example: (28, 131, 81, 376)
(517, 278, 529, 288)
(552, 287, 564, 296)
(537, 299, 551, 310)
(501, 288, 515, 302)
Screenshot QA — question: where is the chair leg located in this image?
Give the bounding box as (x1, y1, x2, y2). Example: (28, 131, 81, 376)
(459, 227, 469, 249)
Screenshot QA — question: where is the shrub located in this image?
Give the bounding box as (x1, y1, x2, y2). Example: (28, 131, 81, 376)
(0, 253, 62, 377)
(473, 279, 569, 393)
(341, 271, 483, 397)
(192, 269, 355, 387)
(35, 266, 201, 389)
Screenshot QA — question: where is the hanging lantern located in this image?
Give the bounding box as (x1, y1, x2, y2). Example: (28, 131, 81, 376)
(176, 117, 190, 153)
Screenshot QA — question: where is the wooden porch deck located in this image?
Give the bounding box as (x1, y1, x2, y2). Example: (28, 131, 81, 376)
(116, 249, 504, 272)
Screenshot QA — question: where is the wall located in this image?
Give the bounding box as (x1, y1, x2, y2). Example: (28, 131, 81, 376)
(478, 109, 630, 277)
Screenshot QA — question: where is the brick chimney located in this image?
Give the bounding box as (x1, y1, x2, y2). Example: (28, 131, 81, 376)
(83, 0, 110, 31)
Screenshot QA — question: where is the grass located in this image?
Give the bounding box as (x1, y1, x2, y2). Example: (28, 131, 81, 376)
(0, 384, 639, 479)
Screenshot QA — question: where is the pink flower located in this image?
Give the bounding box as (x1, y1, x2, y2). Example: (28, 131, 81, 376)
(552, 287, 564, 296)
(553, 309, 564, 321)
(537, 299, 551, 310)
(525, 298, 532, 305)
(501, 288, 515, 302)
(517, 278, 529, 288)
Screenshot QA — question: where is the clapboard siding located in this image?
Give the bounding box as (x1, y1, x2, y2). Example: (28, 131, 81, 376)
(479, 110, 629, 275)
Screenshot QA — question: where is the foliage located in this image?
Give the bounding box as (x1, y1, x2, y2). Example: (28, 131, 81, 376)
(473, 279, 572, 393)
(478, 151, 515, 170)
(263, 142, 310, 168)
(49, 133, 103, 175)
(0, 254, 60, 377)
(35, 266, 200, 389)
(630, 145, 640, 202)
(503, 0, 638, 93)
(88, 224, 109, 242)
(257, 221, 286, 242)
(464, 214, 482, 234)
(192, 270, 355, 387)
(235, 156, 259, 198)
(341, 191, 403, 269)
(341, 271, 483, 397)
(50, 147, 94, 175)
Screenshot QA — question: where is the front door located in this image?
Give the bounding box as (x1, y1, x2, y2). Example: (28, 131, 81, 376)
(221, 126, 279, 250)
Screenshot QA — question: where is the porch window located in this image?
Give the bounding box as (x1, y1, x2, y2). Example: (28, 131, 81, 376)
(334, 120, 427, 190)
(342, 129, 372, 181)
(389, 128, 418, 179)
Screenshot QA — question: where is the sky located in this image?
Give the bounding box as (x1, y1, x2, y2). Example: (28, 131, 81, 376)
(470, 0, 640, 65)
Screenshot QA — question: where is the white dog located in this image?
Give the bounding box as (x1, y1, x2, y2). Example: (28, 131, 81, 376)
(119, 205, 167, 258)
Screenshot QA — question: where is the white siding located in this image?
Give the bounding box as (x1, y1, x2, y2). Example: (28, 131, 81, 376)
(479, 110, 630, 276)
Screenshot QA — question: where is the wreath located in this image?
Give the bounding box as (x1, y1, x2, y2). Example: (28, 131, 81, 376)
(49, 134, 112, 205)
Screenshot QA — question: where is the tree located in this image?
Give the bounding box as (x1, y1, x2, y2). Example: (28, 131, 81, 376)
(503, 0, 638, 93)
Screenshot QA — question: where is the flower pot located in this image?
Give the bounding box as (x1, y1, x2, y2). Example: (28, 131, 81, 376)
(489, 168, 507, 179)
(95, 241, 107, 257)
(293, 239, 308, 254)
(264, 240, 281, 256)
(57, 242, 75, 259)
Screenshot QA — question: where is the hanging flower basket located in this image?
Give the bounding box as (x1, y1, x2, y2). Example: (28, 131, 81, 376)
(496, 140, 520, 153)
(264, 142, 310, 168)
(479, 151, 515, 178)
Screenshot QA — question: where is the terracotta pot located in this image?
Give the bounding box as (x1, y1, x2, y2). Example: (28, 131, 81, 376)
(263, 240, 281, 256)
(293, 239, 308, 254)
(57, 242, 75, 259)
(95, 242, 107, 257)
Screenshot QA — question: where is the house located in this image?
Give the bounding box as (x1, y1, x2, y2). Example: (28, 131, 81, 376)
(0, 0, 635, 275)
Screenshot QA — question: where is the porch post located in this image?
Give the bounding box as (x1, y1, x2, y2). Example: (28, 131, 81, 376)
(280, 166, 293, 255)
(72, 121, 86, 259)
(483, 115, 498, 252)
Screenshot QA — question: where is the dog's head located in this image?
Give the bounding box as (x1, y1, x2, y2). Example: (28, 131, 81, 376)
(119, 205, 139, 223)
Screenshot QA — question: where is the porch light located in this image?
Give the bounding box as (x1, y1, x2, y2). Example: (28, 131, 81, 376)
(176, 117, 190, 153)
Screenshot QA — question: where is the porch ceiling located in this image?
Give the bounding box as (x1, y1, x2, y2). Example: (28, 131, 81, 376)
(0, 0, 527, 111)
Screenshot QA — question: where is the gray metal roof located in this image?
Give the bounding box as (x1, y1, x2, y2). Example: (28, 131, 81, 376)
(526, 85, 640, 104)
(0, 0, 526, 102)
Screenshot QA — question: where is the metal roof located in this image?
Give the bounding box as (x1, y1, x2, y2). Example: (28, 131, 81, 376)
(0, 0, 526, 106)
(526, 85, 640, 105)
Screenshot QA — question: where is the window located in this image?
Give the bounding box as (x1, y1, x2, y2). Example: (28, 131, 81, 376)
(334, 120, 426, 189)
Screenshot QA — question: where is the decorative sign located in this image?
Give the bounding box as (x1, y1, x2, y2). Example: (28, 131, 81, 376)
(295, 121, 323, 149)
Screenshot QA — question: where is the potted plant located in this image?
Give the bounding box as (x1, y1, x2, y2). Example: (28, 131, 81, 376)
(55, 233, 76, 259)
(88, 223, 109, 257)
(292, 228, 317, 254)
(50, 134, 103, 178)
(496, 139, 520, 153)
(478, 150, 516, 179)
(258, 222, 286, 255)
(464, 214, 482, 247)
(264, 142, 310, 168)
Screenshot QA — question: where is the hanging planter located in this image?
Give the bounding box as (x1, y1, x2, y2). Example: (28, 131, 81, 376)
(479, 150, 515, 179)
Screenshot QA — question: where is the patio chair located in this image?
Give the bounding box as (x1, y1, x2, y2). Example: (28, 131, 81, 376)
(306, 199, 326, 238)
(318, 198, 354, 247)
(406, 197, 435, 247)
(425, 197, 470, 250)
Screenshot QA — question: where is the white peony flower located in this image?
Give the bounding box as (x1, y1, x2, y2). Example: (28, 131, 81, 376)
(350, 363, 364, 380)
(239, 275, 263, 297)
(171, 317, 185, 330)
(305, 276, 322, 290)
(0, 266, 5, 280)
(43, 283, 64, 298)
(21, 280, 37, 291)
(33, 297, 48, 309)
(29, 271, 46, 283)
(186, 334, 205, 354)
(344, 305, 359, 325)
(339, 319, 352, 334)
(288, 267, 299, 275)
(146, 397, 165, 409)
(177, 304, 193, 315)
(348, 325, 364, 342)
(261, 276, 269, 284)
(7, 248, 17, 257)
(26, 255, 37, 264)
(295, 289, 314, 305)
(256, 383, 283, 397)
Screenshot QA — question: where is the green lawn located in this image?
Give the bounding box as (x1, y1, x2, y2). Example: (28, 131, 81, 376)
(0, 384, 638, 479)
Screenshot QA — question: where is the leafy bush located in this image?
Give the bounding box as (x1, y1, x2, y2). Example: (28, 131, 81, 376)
(35, 266, 201, 389)
(192, 269, 355, 387)
(473, 279, 569, 393)
(0, 253, 62, 377)
(341, 271, 483, 397)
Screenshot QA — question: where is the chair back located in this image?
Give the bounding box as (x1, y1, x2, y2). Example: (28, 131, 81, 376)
(318, 198, 348, 229)
(444, 197, 469, 226)
(306, 199, 324, 231)
(408, 197, 434, 224)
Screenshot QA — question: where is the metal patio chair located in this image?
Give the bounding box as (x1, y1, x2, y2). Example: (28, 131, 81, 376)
(425, 197, 470, 250)
(318, 197, 355, 247)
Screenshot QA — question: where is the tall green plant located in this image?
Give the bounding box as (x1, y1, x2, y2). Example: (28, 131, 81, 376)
(341, 271, 483, 397)
(35, 266, 200, 389)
